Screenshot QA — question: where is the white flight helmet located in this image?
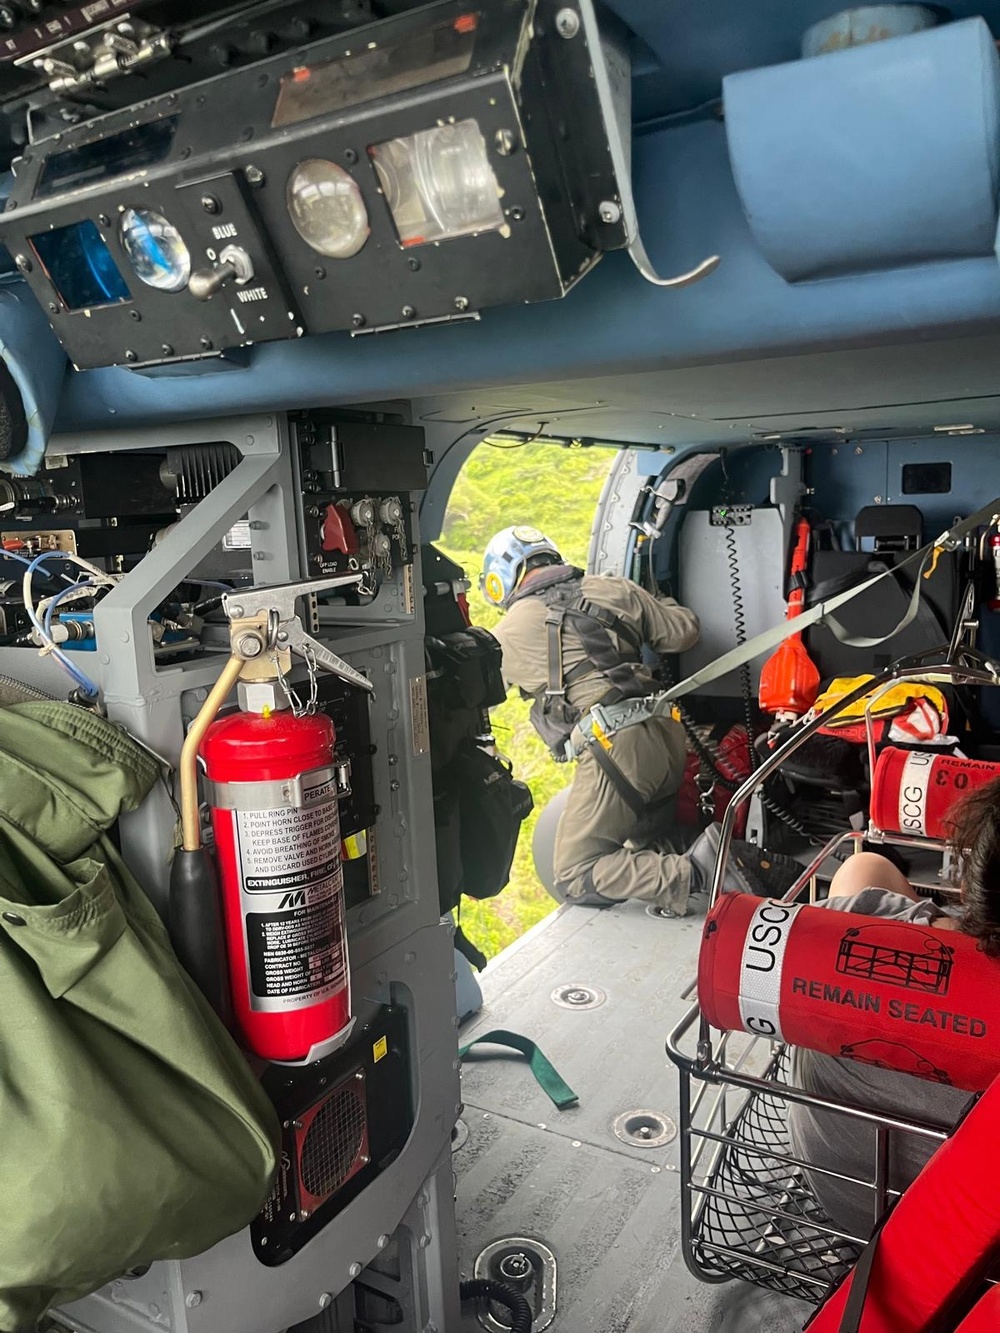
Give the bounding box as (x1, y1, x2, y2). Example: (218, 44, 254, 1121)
(479, 525, 562, 609)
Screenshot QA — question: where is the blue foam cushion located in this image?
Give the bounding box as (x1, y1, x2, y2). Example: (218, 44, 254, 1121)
(724, 18, 1000, 282)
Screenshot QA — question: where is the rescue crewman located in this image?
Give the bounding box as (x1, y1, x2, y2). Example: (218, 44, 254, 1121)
(482, 525, 798, 916)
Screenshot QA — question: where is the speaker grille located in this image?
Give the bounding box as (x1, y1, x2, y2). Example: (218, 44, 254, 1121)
(297, 1080, 368, 1208)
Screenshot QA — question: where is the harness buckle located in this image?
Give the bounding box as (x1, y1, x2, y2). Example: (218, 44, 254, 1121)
(589, 701, 612, 736)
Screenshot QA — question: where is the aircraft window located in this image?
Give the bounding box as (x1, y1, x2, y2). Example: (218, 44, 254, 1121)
(902, 461, 952, 494)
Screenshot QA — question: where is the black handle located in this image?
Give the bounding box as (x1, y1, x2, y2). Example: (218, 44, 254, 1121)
(168, 847, 233, 1027)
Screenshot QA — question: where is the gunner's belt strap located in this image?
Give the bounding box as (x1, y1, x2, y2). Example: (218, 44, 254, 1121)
(585, 735, 647, 817)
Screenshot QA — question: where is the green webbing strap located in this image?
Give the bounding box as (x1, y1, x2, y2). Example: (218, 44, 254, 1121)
(653, 497, 1000, 706)
(458, 1029, 579, 1109)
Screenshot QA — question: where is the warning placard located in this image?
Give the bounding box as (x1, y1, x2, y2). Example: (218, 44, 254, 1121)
(247, 891, 347, 1000)
(232, 770, 347, 1012)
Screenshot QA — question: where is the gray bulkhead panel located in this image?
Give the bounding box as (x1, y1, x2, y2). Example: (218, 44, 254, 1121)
(0, 414, 462, 1333)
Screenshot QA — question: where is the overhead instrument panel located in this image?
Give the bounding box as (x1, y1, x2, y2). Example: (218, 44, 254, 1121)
(0, 0, 375, 97)
(0, 0, 676, 370)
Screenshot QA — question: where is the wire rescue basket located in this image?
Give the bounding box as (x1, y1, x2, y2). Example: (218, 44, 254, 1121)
(668, 650, 1000, 1302)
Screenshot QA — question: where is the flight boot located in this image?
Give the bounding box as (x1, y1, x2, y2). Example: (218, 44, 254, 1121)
(684, 822, 802, 914)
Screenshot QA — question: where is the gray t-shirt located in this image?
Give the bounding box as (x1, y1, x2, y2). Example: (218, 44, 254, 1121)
(787, 889, 972, 1240)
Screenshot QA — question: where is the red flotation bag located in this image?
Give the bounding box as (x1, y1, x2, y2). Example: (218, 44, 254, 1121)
(870, 747, 1000, 840)
(953, 1286, 1000, 1332)
(805, 1075, 1000, 1332)
(699, 894, 1000, 1092)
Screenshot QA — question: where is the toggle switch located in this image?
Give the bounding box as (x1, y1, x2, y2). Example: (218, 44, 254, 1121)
(189, 244, 254, 301)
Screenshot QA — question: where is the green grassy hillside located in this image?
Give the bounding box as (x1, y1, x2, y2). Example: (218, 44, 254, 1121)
(436, 440, 615, 957)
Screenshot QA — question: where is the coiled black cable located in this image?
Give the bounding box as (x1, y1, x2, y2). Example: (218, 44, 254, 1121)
(460, 1280, 533, 1333)
(633, 479, 816, 845)
(720, 515, 823, 846)
(672, 693, 819, 845)
(722, 520, 757, 772)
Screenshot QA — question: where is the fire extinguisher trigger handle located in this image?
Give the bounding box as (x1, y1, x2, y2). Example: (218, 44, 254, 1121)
(285, 626, 374, 696)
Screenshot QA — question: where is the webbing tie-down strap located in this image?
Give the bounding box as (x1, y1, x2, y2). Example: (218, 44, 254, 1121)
(835, 1208, 895, 1333)
(458, 1029, 579, 1109)
(653, 498, 1000, 707)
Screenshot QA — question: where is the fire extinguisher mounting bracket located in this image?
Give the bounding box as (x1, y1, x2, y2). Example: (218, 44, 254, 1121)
(205, 766, 336, 811)
(222, 572, 376, 696)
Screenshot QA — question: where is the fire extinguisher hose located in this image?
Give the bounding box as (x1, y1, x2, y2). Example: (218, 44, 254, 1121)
(459, 1280, 533, 1333)
(170, 651, 244, 1022)
(179, 653, 245, 851)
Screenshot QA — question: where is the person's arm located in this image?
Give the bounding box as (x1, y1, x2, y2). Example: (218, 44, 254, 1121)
(491, 616, 541, 697)
(632, 583, 700, 654)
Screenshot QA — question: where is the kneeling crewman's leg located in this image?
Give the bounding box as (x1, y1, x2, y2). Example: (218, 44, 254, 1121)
(552, 722, 693, 913)
(551, 724, 799, 913)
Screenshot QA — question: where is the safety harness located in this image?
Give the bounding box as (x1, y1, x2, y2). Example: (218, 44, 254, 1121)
(508, 566, 662, 813)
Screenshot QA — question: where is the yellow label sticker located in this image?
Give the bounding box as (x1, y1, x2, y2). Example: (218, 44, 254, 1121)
(373, 1035, 388, 1064)
(342, 831, 368, 860)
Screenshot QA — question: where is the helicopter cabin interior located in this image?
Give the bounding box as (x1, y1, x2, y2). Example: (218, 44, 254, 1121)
(0, 0, 999, 1331)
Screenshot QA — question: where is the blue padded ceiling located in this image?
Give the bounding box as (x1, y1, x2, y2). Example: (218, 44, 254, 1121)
(45, 3, 1000, 450)
(608, 0, 1000, 122)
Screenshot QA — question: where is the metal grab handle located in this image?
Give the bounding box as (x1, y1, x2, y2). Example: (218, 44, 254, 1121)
(628, 237, 721, 289)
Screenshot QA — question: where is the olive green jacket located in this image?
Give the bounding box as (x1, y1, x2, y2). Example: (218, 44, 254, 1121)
(0, 702, 279, 1332)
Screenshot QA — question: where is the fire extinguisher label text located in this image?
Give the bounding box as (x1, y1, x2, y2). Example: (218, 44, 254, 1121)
(231, 769, 348, 1011)
(245, 893, 347, 1004)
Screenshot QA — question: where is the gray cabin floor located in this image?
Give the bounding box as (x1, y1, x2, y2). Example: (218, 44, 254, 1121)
(453, 899, 817, 1333)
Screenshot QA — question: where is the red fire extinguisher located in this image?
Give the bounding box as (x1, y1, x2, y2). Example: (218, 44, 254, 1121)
(170, 573, 373, 1064)
(202, 710, 351, 1063)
